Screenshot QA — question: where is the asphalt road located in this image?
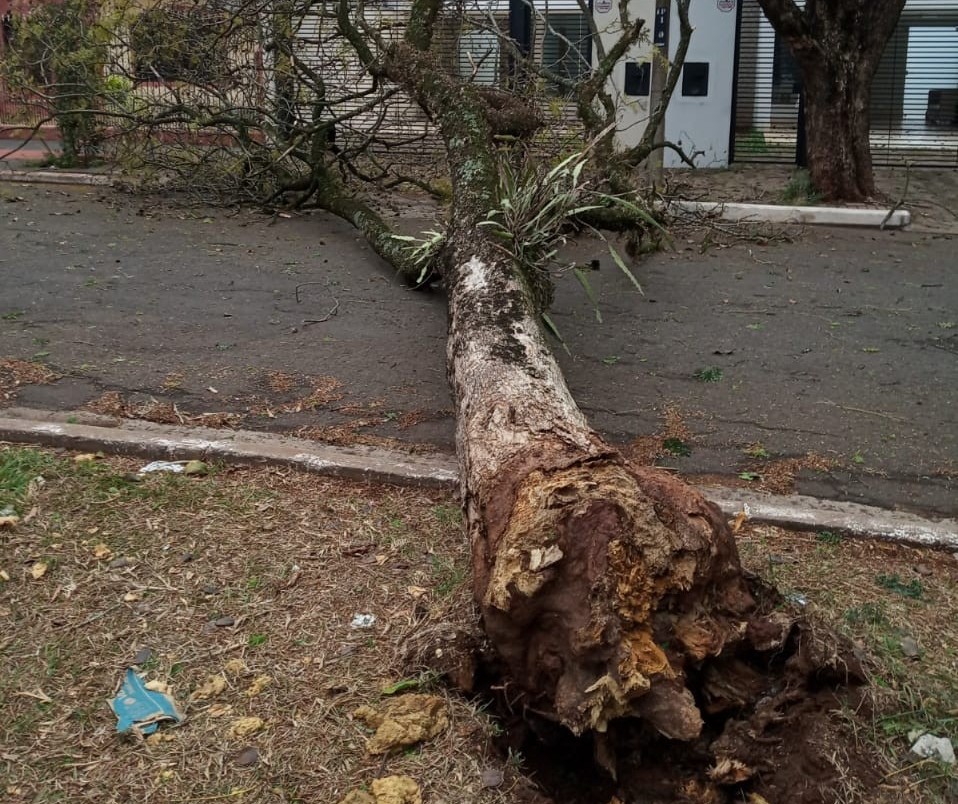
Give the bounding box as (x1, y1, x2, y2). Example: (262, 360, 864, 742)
(1, 184, 955, 515)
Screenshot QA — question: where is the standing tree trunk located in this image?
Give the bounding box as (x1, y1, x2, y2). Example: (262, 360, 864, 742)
(801, 59, 876, 201)
(757, 0, 906, 202)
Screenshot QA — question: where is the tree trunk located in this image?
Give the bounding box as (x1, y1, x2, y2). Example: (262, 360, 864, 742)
(444, 234, 756, 735)
(328, 0, 762, 737)
(756, 0, 906, 203)
(803, 62, 875, 201)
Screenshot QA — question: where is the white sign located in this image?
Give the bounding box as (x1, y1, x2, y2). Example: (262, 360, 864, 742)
(717, 0, 736, 11)
(596, 0, 613, 13)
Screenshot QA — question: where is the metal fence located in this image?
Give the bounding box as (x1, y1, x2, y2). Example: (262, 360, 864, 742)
(0, 75, 48, 129)
(731, 0, 958, 168)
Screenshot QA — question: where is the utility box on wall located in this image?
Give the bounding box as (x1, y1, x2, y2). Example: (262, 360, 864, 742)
(592, 0, 738, 168)
(662, 0, 738, 167)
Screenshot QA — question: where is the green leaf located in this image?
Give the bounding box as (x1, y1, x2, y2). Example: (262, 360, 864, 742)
(382, 678, 421, 696)
(572, 267, 602, 323)
(738, 471, 760, 481)
(607, 245, 643, 295)
(694, 367, 723, 382)
(540, 312, 570, 354)
(663, 438, 691, 457)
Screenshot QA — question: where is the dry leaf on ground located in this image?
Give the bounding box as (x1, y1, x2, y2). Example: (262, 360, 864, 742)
(245, 675, 272, 697)
(191, 674, 227, 701)
(339, 776, 422, 804)
(228, 716, 265, 737)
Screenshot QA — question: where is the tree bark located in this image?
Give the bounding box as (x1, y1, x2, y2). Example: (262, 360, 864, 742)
(802, 61, 875, 201)
(328, 0, 761, 736)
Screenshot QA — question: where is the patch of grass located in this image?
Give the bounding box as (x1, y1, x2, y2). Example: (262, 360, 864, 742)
(0, 447, 59, 513)
(737, 129, 769, 156)
(2, 310, 25, 321)
(744, 443, 770, 459)
(816, 530, 843, 546)
(430, 555, 467, 597)
(876, 573, 924, 600)
(693, 366, 723, 383)
(431, 504, 462, 526)
(845, 601, 887, 626)
(739, 525, 958, 801)
(781, 169, 821, 205)
(662, 437, 691, 457)
(1, 446, 517, 804)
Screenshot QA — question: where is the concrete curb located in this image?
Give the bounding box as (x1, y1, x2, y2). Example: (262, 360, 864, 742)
(669, 199, 911, 229)
(0, 168, 112, 186)
(704, 487, 957, 551)
(0, 171, 914, 231)
(1, 409, 955, 550)
(0, 412, 458, 489)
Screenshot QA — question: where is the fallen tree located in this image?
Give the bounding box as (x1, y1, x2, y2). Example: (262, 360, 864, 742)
(4, 0, 864, 785)
(330, 0, 786, 740)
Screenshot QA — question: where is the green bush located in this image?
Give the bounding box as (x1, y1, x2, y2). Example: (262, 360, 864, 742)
(3, 0, 110, 165)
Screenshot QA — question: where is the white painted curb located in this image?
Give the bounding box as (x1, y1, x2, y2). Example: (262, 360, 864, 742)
(0, 168, 112, 186)
(1, 409, 954, 550)
(669, 199, 911, 229)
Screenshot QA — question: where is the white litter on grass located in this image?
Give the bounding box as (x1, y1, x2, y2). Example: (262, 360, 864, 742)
(910, 733, 956, 765)
(350, 613, 376, 629)
(138, 461, 188, 474)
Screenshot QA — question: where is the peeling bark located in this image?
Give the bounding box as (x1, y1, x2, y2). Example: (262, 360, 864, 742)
(328, 0, 766, 737)
(445, 240, 755, 735)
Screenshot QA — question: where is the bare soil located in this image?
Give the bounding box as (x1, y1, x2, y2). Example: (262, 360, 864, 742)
(2, 445, 956, 804)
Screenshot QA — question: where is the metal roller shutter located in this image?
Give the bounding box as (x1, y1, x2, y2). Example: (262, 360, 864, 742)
(731, 0, 958, 168)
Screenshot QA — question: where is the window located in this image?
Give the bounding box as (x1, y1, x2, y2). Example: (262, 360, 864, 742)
(458, 29, 501, 86)
(624, 62, 651, 97)
(130, 5, 233, 83)
(542, 13, 591, 86)
(682, 62, 710, 97)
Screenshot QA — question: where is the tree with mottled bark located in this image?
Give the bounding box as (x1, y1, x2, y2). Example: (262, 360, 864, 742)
(4, 0, 861, 773)
(756, 0, 906, 201)
(331, 0, 771, 740)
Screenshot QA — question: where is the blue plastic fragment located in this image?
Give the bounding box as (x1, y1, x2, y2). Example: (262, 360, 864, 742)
(109, 668, 184, 735)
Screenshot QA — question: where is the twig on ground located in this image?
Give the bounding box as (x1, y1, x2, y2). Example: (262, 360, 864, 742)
(880, 161, 910, 230)
(303, 299, 340, 326)
(817, 401, 907, 423)
(294, 281, 327, 303)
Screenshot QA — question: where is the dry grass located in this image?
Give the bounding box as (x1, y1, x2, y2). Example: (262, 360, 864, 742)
(0, 445, 529, 804)
(3, 444, 956, 804)
(85, 391, 245, 429)
(623, 403, 696, 466)
(737, 523, 958, 803)
(0, 358, 59, 402)
(295, 424, 437, 455)
(739, 451, 837, 494)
